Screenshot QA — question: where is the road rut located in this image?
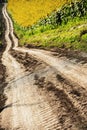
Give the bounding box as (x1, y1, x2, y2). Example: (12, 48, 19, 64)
(0, 4, 87, 130)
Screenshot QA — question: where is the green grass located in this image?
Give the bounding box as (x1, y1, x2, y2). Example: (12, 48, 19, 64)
(81, 33, 87, 42)
(12, 0, 87, 52)
(14, 16, 87, 52)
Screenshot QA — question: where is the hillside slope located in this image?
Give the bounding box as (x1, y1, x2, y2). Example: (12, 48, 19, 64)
(7, 0, 87, 52)
(7, 0, 71, 27)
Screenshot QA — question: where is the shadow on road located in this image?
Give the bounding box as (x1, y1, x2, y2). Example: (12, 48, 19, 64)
(0, 101, 45, 113)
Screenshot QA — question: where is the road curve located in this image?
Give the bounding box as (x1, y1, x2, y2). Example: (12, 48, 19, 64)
(4, 5, 87, 89)
(1, 5, 60, 130)
(1, 4, 87, 130)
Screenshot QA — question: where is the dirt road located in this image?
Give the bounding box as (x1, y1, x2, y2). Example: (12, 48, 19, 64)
(0, 4, 87, 130)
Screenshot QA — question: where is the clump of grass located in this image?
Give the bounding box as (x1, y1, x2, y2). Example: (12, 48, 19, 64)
(81, 33, 87, 42)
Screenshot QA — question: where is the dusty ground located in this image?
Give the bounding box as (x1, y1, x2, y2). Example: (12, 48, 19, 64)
(11, 50, 87, 130)
(0, 4, 7, 129)
(11, 50, 42, 72)
(51, 48, 87, 64)
(0, 4, 87, 130)
(25, 45, 87, 64)
(0, 45, 7, 129)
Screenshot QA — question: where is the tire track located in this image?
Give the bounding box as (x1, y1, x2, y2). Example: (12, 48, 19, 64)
(1, 4, 87, 130)
(1, 4, 61, 130)
(3, 4, 87, 90)
(35, 69, 87, 129)
(34, 73, 87, 130)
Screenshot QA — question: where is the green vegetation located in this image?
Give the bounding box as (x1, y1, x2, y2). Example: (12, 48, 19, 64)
(11, 0, 87, 52)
